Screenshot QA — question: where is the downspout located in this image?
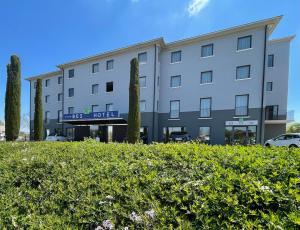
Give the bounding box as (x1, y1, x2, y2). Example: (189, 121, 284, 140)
(260, 25, 268, 144)
(152, 44, 157, 141)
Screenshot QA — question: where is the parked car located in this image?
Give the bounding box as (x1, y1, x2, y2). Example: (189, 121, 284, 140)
(169, 131, 191, 142)
(264, 133, 300, 147)
(45, 135, 67, 142)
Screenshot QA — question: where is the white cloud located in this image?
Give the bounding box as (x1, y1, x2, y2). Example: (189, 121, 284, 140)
(187, 0, 210, 17)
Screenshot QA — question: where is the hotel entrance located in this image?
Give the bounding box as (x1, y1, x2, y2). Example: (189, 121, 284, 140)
(225, 120, 258, 145)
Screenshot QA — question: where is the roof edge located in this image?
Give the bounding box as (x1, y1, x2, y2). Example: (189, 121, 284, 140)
(25, 70, 62, 81)
(268, 35, 296, 44)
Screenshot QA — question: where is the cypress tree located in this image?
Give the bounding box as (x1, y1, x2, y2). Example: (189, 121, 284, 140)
(34, 79, 44, 141)
(5, 55, 21, 141)
(127, 58, 141, 143)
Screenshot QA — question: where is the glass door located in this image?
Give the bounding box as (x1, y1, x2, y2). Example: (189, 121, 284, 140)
(233, 126, 247, 145)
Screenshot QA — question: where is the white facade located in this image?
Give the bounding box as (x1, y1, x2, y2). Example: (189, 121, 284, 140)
(27, 16, 294, 144)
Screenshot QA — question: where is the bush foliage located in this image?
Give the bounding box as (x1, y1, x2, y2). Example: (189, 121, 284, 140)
(0, 141, 299, 229)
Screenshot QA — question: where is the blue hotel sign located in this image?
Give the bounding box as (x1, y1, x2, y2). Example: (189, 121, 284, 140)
(63, 111, 119, 121)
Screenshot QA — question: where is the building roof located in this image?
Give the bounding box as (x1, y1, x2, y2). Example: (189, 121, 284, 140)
(26, 15, 285, 81)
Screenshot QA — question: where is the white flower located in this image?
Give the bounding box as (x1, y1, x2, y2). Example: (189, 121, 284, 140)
(145, 209, 155, 219)
(102, 219, 114, 229)
(124, 227, 129, 230)
(22, 158, 27, 161)
(95, 226, 104, 230)
(260, 185, 273, 193)
(129, 211, 142, 223)
(106, 195, 114, 200)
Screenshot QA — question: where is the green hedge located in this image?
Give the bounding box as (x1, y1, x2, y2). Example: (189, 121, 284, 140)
(0, 141, 299, 229)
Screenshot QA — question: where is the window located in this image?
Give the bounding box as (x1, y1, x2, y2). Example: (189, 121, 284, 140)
(106, 82, 113, 92)
(236, 65, 250, 80)
(200, 71, 212, 84)
(92, 63, 99, 73)
(45, 95, 50, 103)
(92, 105, 99, 113)
(58, 93, 63, 101)
(68, 88, 74, 97)
(106, 60, 114, 70)
(68, 69, 74, 78)
(66, 128, 75, 140)
(199, 127, 211, 143)
(34, 82, 37, 89)
(170, 100, 180, 118)
(140, 76, 146, 87)
(170, 75, 181, 88)
(138, 52, 147, 64)
(45, 111, 50, 124)
(171, 51, 181, 63)
(266, 82, 273, 91)
(268, 54, 274, 67)
(140, 100, 146, 112)
(92, 84, 99, 95)
(237, 35, 252, 50)
(235, 95, 249, 116)
(45, 79, 50, 87)
(201, 44, 213, 57)
(106, 103, 113, 111)
(58, 110, 63, 123)
(58, 76, 63, 84)
(265, 105, 278, 120)
(68, 107, 74, 114)
(200, 98, 212, 118)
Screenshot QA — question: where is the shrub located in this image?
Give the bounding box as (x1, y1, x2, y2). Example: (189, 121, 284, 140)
(0, 142, 299, 229)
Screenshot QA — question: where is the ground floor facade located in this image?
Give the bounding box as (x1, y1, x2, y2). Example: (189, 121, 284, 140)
(30, 108, 287, 145)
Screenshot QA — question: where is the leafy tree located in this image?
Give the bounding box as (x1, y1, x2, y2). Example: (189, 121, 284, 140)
(5, 55, 21, 141)
(34, 79, 44, 141)
(127, 58, 140, 143)
(287, 122, 300, 133)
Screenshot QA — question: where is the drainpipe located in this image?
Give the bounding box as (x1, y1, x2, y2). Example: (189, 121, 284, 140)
(152, 44, 157, 142)
(260, 25, 268, 144)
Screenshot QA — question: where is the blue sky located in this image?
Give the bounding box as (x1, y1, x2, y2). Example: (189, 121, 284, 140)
(0, 0, 299, 123)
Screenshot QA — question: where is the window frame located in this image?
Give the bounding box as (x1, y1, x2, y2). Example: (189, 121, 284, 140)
(236, 65, 251, 80)
(199, 126, 211, 143)
(140, 100, 146, 112)
(138, 52, 147, 64)
(68, 88, 74, 97)
(237, 35, 252, 51)
(92, 105, 99, 113)
(170, 75, 182, 88)
(200, 97, 212, 118)
(68, 107, 74, 114)
(92, 84, 99, 95)
(170, 100, 180, 119)
(171, 50, 182, 64)
(45, 111, 50, 124)
(45, 95, 50, 103)
(57, 110, 63, 123)
(68, 69, 74, 78)
(201, 44, 214, 57)
(140, 76, 147, 88)
(266, 82, 273, 91)
(92, 63, 99, 73)
(106, 59, 114, 70)
(200, 71, 213, 84)
(58, 93, 63, 102)
(45, 79, 50, 87)
(235, 94, 249, 116)
(106, 82, 113, 93)
(268, 54, 274, 67)
(58, 76, 63, 85)
(106, 103, 114, 112)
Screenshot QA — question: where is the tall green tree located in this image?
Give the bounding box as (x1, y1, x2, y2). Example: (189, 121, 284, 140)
(287, 122, 300, 133)
(34, 79, 44, 141)
(127, 58, 141, 143)
(5, 55, 21, 141)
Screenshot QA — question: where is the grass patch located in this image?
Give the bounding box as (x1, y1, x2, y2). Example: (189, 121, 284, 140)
(0, 141, 299, 229)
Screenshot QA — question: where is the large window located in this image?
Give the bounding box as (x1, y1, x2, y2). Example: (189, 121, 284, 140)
(199, 127, 211, 143)
(140, 76, 146, 87)
(138, 52, 147, 64)
(68, 69, 74, 78)
(266, 82, 273, 91)
(58, 110, 63, 123)
(268, 54, 274, 67)
(106, 82, 113, 92)
(200, 71, 212, 84)
(170, 75, 181, 88)
(171, 51, 181, 63)
(200, 98, 212, 118)
(92, 84, 99, 95)
(237, 35, 252, 50)
(236, 65, 250, 80)
(58, 76, 63, 85)
(92, 105, 99, 113)
(92, 63, 99, 73)
(235, 95, 249, 116)
(140, 100, 146, 112)
(58, 93, 63, 101)
(106, 103, 113, 111)
(68, 88, 74, 97)
(68, 107, 74, 114)
(170, 100, 180, 118)
(106, 60, 114, 70)
(201, 44, 213, 57)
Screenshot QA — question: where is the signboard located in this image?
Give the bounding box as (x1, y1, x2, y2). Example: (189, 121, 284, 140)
(225, 120, 258, 126)
(63, 111, 119, 121)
